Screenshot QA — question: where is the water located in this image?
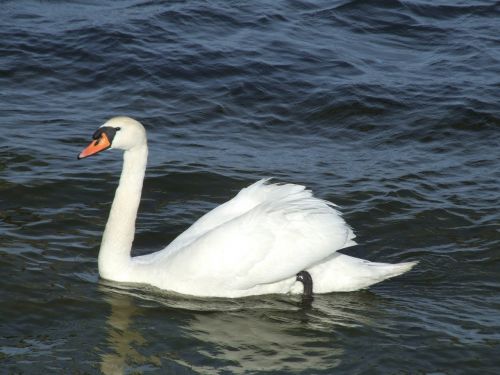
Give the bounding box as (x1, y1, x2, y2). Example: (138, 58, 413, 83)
(1, 0, 499, 373)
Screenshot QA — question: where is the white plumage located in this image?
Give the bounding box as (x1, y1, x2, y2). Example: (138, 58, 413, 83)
(80, 117, 417, 298)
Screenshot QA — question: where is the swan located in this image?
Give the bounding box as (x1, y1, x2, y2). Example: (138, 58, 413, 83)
(78, 116, 417, 298)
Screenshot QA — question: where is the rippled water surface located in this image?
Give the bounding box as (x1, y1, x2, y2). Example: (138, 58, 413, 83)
(1, 0, 499, 373)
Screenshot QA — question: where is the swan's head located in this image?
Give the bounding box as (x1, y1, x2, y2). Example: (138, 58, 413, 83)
(78, 116, 146, 159)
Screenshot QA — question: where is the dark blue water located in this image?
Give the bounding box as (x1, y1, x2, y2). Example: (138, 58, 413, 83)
(1, 0, 499, 373)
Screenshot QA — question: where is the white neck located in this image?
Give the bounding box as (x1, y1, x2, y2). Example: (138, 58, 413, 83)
(98, 144, 148, 281)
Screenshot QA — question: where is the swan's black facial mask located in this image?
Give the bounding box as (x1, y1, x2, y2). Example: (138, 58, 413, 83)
(78, 126, 119, 159)
(92, 126, 118, 143)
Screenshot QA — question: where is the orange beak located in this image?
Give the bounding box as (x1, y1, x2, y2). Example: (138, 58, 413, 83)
(78, 133, 112, 159)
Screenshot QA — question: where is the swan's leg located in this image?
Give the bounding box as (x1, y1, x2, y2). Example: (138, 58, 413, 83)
(296, 271, 313, 297)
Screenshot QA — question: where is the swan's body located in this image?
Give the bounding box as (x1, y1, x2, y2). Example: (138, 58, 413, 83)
(79, 117, 416, 298)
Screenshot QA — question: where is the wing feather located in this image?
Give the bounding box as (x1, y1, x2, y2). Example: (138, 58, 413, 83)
(162, 180, 356, 294)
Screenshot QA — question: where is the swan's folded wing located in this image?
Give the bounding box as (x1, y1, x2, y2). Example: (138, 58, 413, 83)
(163, 179, 317, 255)
(164, 188, 356, 294)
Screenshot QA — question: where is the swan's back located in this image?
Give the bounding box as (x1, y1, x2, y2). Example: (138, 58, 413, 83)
(163, 179, 356, 257)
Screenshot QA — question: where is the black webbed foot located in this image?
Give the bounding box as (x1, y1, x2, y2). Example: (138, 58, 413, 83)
(296, 271, 313, 306)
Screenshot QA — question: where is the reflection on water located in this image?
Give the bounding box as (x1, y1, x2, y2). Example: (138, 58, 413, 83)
(100, 289, 161, 374)
(188, 311, 344, 373)
(99, 282, 380, 373)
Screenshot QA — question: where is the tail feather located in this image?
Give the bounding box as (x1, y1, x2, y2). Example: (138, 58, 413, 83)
(308, 254, 418, 293)
(367, 260, 418, 280)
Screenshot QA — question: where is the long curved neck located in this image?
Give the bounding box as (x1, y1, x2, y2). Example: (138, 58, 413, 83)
(98, 144, 148, 281)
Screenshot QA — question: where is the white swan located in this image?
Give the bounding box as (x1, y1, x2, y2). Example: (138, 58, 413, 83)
(78, 116, 417, 298)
